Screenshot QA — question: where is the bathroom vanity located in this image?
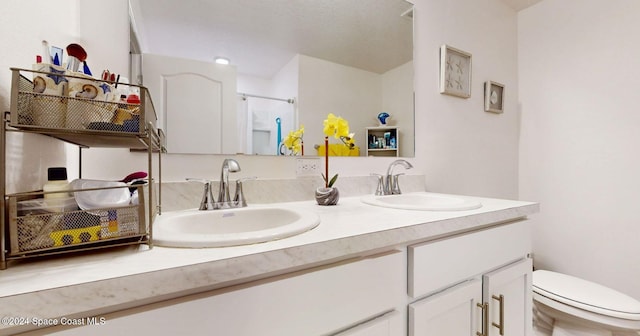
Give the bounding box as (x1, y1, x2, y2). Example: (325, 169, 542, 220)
(0, 192, 537, 335)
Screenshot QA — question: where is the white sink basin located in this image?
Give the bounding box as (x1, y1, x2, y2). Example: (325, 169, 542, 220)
(361, 192, 482, 211)
(153, 207, 320, 248)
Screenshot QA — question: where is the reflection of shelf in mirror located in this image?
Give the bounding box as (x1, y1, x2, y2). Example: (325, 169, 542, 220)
(366, 126, 399, 157)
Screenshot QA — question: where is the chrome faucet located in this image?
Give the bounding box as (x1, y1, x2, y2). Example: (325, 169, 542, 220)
(374, 159, 413, 195)
(186, 159, 255, 210)
(218, 159, 241, 208)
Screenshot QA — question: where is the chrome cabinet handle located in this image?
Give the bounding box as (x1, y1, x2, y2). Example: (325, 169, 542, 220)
(492, 294, 505, 335)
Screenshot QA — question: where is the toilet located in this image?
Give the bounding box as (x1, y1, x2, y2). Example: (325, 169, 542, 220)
(532, 270, 640, 336)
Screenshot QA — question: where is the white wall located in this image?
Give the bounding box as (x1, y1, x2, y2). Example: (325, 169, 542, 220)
(519, 0, 640, 300)
(76, 1, 129, 81)
(298, 55, 382, 154)
(0, 1, 77, 193)
(413, 0, 520, 199)
(0, 0, 131, 186)
(238, 55, 299, 155)
(269, 55, 299, 105)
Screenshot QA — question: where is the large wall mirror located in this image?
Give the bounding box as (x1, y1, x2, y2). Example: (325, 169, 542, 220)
(129, 0, 414, 157)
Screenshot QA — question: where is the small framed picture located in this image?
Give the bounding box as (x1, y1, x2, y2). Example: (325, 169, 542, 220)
(439, 45, 472, 98)
(484, 81, 505, 113)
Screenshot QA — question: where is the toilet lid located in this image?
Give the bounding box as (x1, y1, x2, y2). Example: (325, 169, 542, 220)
(533, 270, 640, 320)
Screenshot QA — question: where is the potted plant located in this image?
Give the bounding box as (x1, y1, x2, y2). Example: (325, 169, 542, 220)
(315, 113, 355, 206)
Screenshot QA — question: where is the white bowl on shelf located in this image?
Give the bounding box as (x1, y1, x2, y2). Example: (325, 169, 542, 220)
(70, 179, 131, 210)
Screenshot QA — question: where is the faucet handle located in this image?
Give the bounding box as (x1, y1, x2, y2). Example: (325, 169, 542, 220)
(370, 173, 385, 196)
(391, 173, 405, 195)
(186, 178, 216, 210)
(233, 176, 257, 207)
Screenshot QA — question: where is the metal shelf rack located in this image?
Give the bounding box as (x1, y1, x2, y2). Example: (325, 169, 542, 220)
(1, 67, 164, 269)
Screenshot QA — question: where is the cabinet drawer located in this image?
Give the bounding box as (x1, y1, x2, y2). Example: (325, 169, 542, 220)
(47, 250, 404, 336)
(408, 220, 531, 298)
(334, 311, 402, 336)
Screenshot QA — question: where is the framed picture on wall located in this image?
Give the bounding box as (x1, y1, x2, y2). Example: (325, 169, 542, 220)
(484, 81, 505, 113)
(439, 45, 472, 98)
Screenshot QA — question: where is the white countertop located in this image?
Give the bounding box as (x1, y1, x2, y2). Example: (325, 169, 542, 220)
(0, 192, 538, 334)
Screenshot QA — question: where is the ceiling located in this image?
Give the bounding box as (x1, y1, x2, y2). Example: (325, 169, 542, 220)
(130, 0, 414, 79)
(129, 0, 542, 79)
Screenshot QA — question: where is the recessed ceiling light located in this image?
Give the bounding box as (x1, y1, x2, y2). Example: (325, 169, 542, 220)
(214, 57, 230, 65)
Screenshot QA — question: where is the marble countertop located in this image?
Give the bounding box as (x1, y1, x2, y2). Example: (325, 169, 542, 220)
(0, 192, 538, 334)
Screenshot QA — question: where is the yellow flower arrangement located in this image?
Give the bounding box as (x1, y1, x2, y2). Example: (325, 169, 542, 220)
(283, 125, 304, 155)
(321, 113, 356, 188)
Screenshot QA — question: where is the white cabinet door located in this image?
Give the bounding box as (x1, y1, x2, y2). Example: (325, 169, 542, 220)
(483, 258, 533, 336)
(409, 279, 483, 336)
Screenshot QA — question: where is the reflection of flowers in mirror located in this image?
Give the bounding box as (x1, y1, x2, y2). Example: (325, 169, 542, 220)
(282, 125, 304, 155)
